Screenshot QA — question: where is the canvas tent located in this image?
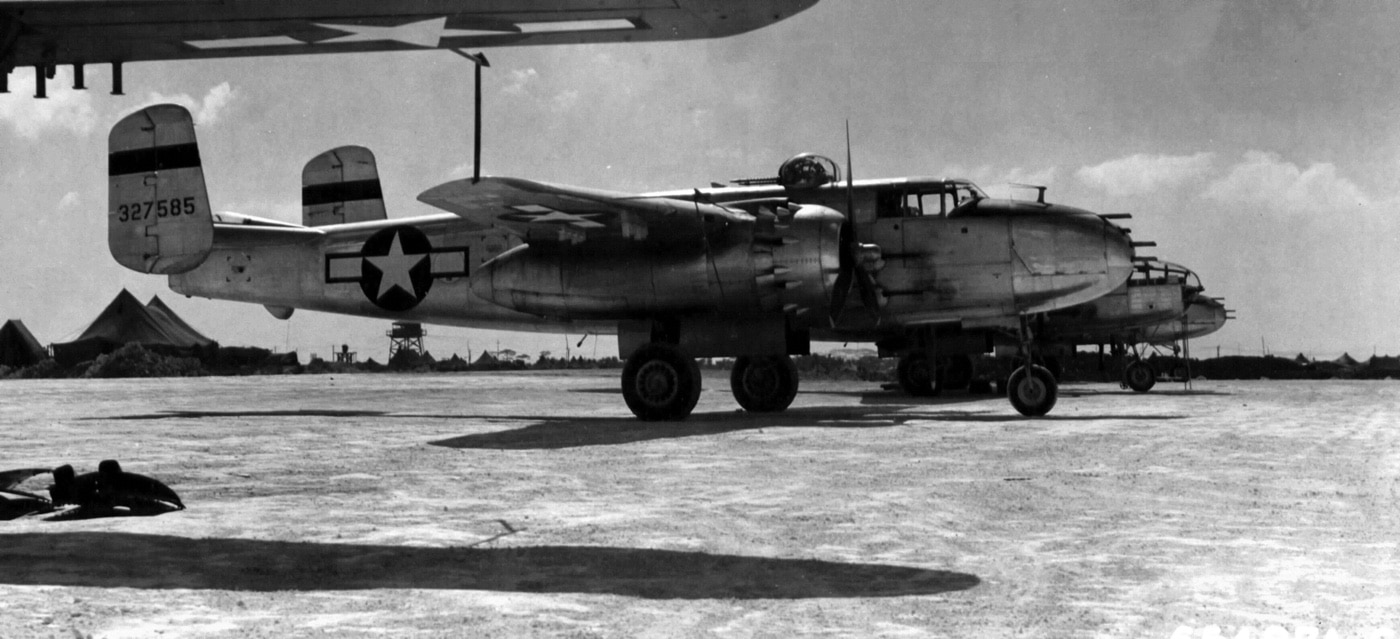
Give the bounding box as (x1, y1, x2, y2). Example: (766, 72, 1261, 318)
(145, 295, 217, 348)
(51, 290, 217, 366)
(1332, 353, 1361, 368)
(0, 319, 47, 368)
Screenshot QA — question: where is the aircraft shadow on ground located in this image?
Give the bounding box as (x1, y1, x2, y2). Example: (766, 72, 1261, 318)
(427, 400, 1187, 450)
(84, 409, 391, 421)
(427, 403, 1003, 450)
(1061, 389, 1233, 398)
(0, 533, 978, 600)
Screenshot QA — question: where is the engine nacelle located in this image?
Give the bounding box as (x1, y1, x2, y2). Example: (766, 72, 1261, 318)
(469, 204, 845, 326)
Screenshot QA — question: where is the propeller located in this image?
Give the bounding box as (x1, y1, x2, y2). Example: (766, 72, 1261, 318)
(829, 121, 883, 326)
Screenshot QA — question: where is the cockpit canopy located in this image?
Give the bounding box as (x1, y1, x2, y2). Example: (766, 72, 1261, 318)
(875, 179, 988, 219)
(1130, 260, 1203, 295)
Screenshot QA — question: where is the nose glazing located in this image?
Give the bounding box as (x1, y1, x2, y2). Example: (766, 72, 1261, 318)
(1009, 212, 1136, 313)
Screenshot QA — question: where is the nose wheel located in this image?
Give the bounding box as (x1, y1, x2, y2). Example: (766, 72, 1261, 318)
(621, 343, 702, 421)
(1007, 364, 1058, 417)
(1123, 359, 1156, 392)
(730, 355, 799, 412)
(1006, 315, 1057, 417)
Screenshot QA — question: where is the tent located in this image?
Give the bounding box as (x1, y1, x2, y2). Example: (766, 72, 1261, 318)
(1333, 353, 1360, 368)
(51, 290, 217, 366)
(0, 319, 47, 368)
(145, 295, 217, 348)
(1368, 355, 1400, 373)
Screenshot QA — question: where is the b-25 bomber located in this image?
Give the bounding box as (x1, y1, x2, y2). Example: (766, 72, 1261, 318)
(890, 260, 1230, 396)
(1031, 260, 1230, 392)
(108, 104, 1139, 420)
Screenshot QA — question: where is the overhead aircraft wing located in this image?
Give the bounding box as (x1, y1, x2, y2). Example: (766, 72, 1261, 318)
(0, 0, 818, 70)
(417, 176, 755, 249)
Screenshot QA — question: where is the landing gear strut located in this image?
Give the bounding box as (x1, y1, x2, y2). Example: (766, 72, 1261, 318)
(621, 343, 701, 421)
(730, 355, 799, 412)
(1007, 316, 1057, 417)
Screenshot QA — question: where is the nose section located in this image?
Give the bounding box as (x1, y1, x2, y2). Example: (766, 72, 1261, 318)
(1009, 212, 1136, 313)
(1182, 294, 1229, 339)
(1103, 222, 1136, 295)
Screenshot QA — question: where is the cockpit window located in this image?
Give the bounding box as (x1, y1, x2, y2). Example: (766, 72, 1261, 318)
(876, 181, 986, 219)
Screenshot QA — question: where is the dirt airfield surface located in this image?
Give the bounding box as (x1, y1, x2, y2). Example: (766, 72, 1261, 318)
(1, 372, 1397, 638)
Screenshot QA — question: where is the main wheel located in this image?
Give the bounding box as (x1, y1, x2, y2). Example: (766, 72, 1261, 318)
(1124, 359, 1156, 392)
(942, 355, 974, 391)
(730, 355, 799, 412)
(1007, 365, 1058, 417)
(897, 352, 941, 397)
(621, 343, 702, 421)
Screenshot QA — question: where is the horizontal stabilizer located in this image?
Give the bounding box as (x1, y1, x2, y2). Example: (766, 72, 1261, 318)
(108, 104, 214, 274)
(302, 146, 386, 227)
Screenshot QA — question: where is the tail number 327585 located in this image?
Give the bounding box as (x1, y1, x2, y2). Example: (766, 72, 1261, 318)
(116, 197, 197, 222)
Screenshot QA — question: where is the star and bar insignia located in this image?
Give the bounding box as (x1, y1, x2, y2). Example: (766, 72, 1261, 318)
(324, 225, 468, 312)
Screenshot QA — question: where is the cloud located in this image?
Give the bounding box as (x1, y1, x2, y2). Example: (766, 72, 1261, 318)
(0, 68, 98, 138)
(57, 191, 81, 210)
(1202, 151, 1370, 213)
(940, 164, 1059, 200)
(1076, 152, 1215, 197)
(144, 82, 237, 126)
(448, 163, 475, 179)
(501, 68, 539, 96)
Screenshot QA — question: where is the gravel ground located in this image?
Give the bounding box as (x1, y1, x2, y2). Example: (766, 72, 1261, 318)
(1, 372, 1397, 638)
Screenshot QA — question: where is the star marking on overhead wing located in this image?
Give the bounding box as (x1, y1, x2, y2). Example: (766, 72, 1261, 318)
(365, 232, 427, 300)
(314, 17, 511, 48)
(502, 205, 607, 229)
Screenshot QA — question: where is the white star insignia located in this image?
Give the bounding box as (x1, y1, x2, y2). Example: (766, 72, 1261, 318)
(315, 17, 512, 48)
(509, 205, 606, 229)
(365, 232, 427, 300)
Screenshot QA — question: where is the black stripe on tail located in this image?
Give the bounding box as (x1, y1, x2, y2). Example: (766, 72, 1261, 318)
(108, 143, 202, 176)
(302, 179, 385, 207)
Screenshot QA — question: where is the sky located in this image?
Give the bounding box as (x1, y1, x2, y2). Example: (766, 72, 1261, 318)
(2, 0, 1398, 362)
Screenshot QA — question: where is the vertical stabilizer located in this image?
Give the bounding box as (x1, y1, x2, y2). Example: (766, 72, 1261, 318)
(108, 104, 214, 274)
(301, 146, 386, 227)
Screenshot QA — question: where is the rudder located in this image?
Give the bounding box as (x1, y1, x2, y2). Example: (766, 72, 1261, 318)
(301, 146, 386, 227)
(108, 104, 214, 274)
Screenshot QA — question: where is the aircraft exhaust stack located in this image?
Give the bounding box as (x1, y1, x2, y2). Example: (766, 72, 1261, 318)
(107, 104, 214, 275)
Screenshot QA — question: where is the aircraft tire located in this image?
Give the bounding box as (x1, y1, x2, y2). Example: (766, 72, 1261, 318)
(730, 355, 799, 413)
(942, 355, 974, 391)
(1008, 365, 1058, 417)
(622, 343, 702, 421)
(897, 352, 941, 397)
(1124, 360, 1156, 393)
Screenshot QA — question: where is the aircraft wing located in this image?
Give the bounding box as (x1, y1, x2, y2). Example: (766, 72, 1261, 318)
(0, 0, 818, 69)
(417, 176, 754, 249)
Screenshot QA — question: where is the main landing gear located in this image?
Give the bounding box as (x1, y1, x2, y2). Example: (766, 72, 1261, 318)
(896, 352, 940, 397)
(621, 343, 702, 421)
(730, 355, 799, 413)
(621, 345, 801, 420)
